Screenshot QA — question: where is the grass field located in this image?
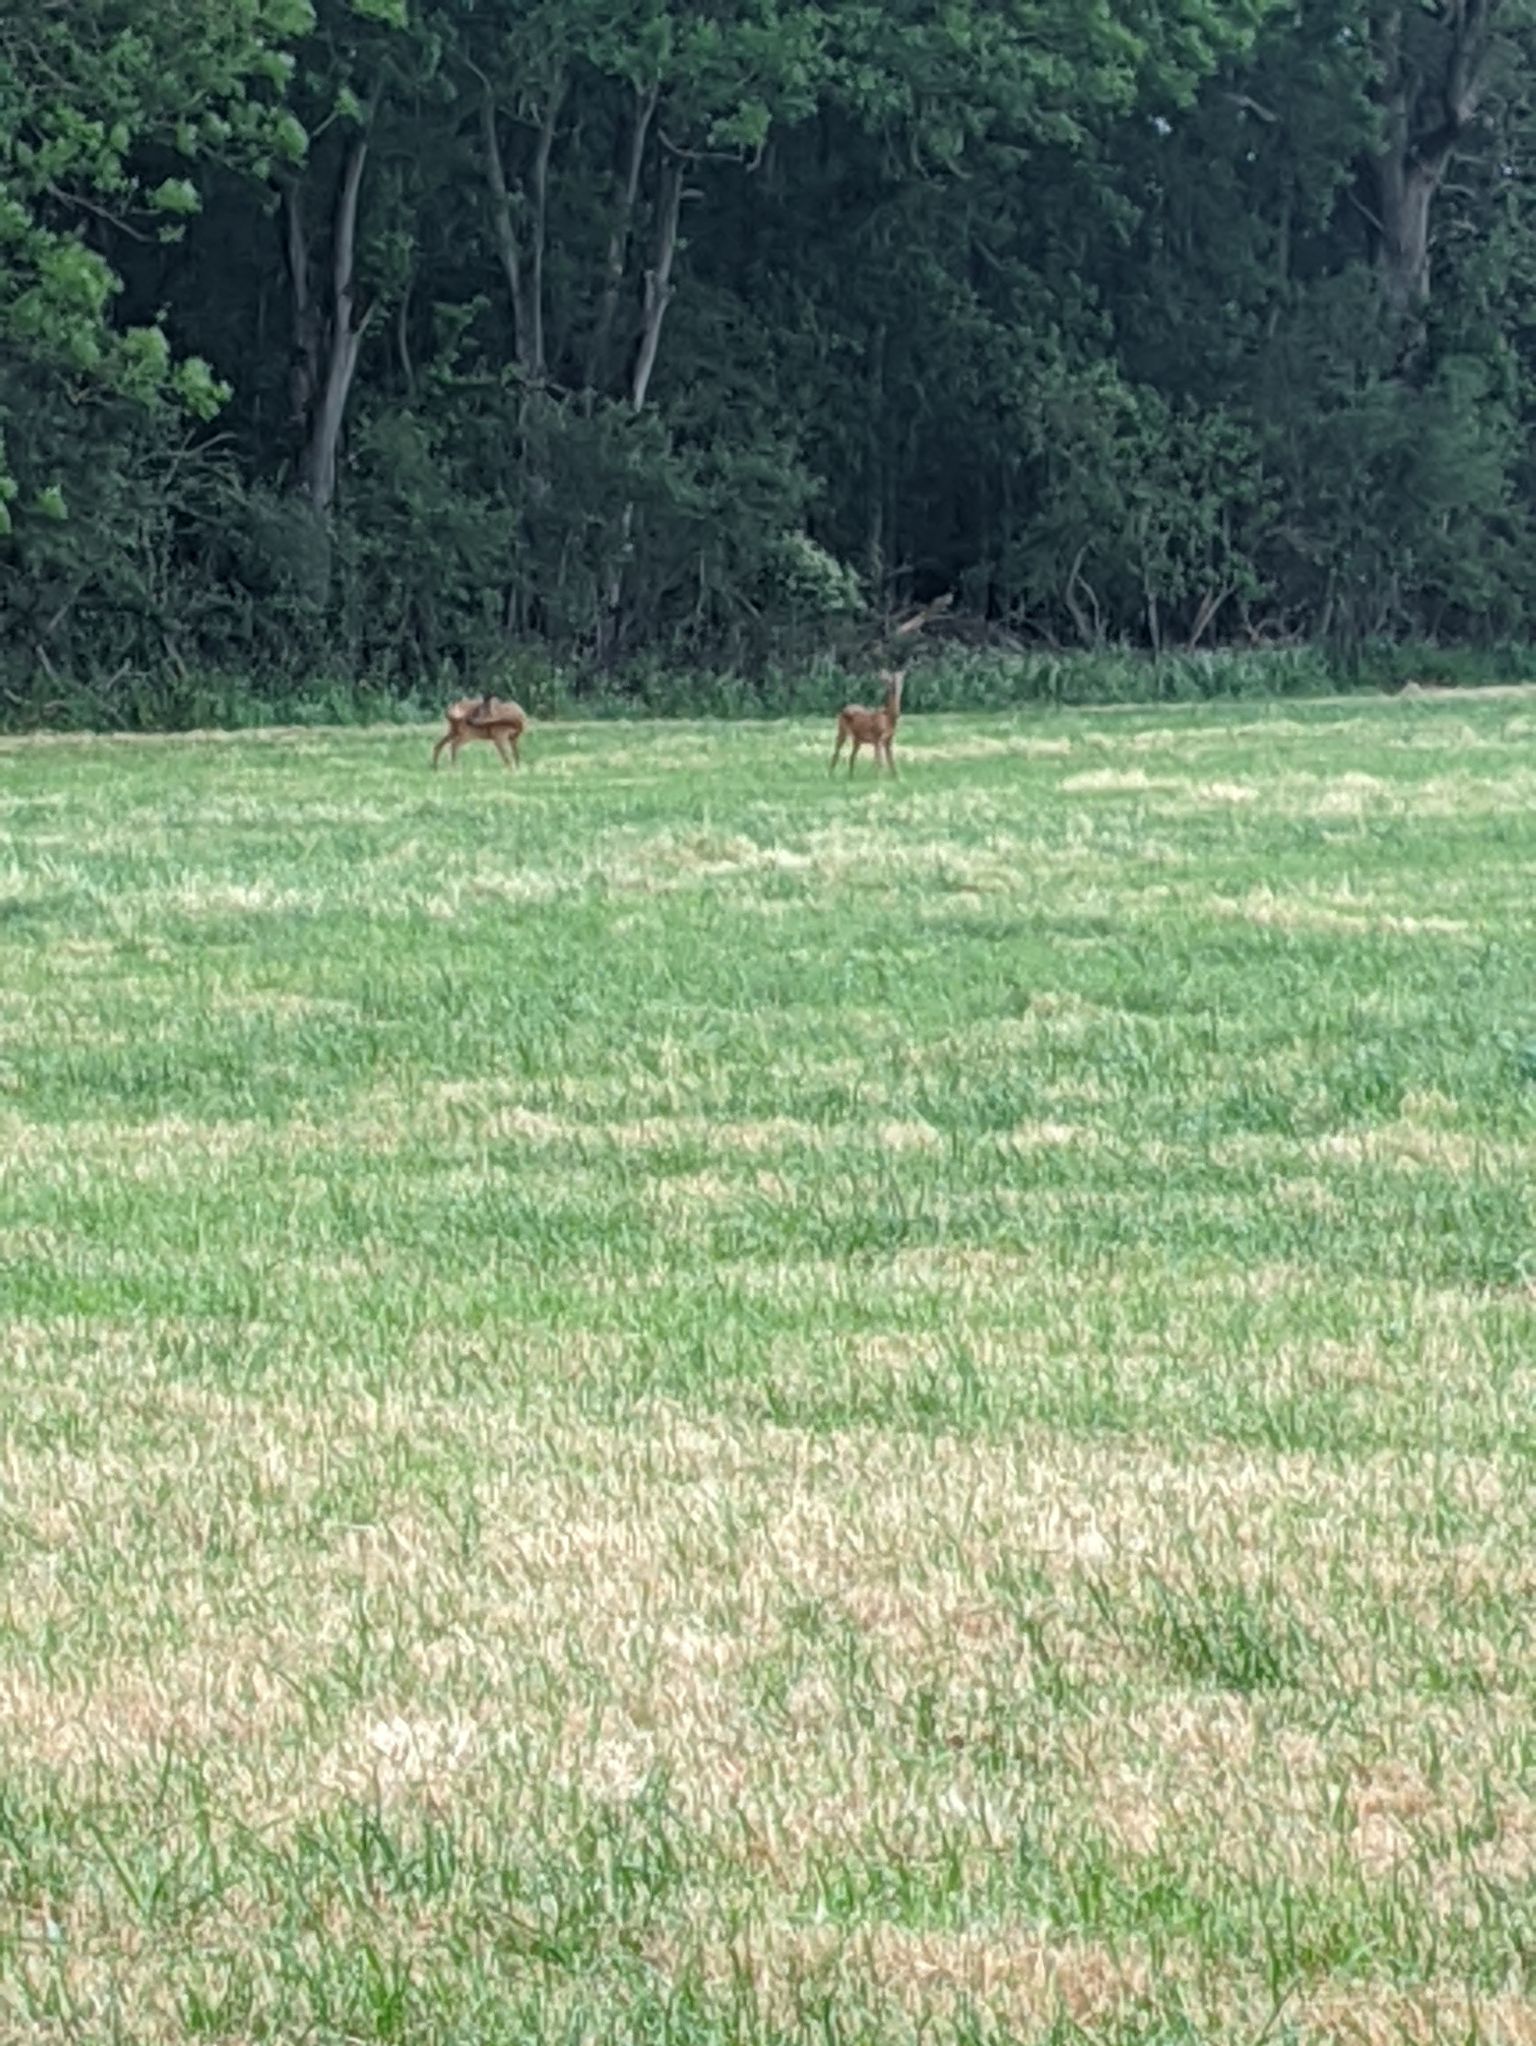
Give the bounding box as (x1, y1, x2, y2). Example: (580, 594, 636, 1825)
(1, 695, 1534, 2044)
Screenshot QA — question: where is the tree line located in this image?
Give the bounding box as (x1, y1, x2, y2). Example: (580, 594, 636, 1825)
(2, 1, 1533, 724)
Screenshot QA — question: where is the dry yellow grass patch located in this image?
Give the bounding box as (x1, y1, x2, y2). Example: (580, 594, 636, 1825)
(1059, 766, 1259, 804)
(0, 1336, 1527, 2029)
(1186, 779, 1260, 803)
(1310, 1122, 1528, 1174)
(162, 878, 322, 916)
(451, 866, 575, 907)
(316, 1711, 484, 1807)
(1208, 885, 1471, 938)
(916, 733, 1075, 762)
(0, 1648, 305, 1772)
(1061, 766, 1160, 793)
(807, 1925, 1155, 2031)
(1002, 1118, 1100, 1152)
(0, 1111, 351, 1186)
(1310, 767, 1536, 818)
(1297, 1988, 1536, 2046)
(422, 1098, 936, 1159)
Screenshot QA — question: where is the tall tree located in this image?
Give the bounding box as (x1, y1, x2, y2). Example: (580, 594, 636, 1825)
(0, 0, 311, 527)
(1368, 0, 1521, 316)
(9, 0, 1536, 717)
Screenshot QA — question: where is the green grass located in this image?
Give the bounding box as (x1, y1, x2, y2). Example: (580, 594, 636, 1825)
(1, 694, 1533, 2044)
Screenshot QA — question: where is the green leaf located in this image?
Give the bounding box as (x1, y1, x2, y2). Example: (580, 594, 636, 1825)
(272, 112, 309, 161)
(172, 355, 231, 421)
(149, 178, 201, 216)
(266, 0, 317, 32)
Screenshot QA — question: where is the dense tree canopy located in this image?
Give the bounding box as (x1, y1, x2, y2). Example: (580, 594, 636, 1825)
(3, 0, 1534, 717)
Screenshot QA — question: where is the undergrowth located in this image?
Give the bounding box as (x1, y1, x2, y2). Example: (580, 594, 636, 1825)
(5, 639, 1536, 733)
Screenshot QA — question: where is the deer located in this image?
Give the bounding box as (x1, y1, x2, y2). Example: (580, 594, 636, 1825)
(431, 692, 528, 770)
(828, 592, 952, 778)
(831, 668, 904, 776)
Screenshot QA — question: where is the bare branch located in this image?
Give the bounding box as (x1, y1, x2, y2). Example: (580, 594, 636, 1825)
(890, 592, 954, 638)
(43, 183, 153, 241)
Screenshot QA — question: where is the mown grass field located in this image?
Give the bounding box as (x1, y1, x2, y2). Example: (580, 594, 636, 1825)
(1, 694, 1533, 2045)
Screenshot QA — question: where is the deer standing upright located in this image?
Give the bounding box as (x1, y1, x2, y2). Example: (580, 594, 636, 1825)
(828, 592, 951, 778)
(831, 670, 904, 776)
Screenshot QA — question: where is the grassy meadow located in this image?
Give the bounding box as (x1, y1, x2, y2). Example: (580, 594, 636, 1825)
(0, 693, 1533, 2044)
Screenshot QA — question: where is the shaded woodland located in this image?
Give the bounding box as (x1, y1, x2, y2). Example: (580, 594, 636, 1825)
(3, 1, 1534, 721)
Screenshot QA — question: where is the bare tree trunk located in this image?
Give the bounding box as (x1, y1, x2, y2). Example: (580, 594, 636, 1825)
(395, 273, 415, 394)
(304, 135, 371, 512)
(283, 184, 320, 438)
(864, 322, 887, 587)
(481, 92, 540, 375)
(1064, 547, 1104, 650)
(595, 501, 635, 669)
(287, 131, 373, 516)
(526, 77, 563, 381)
(1267, 192, 1292, 336)
(586, 83, 659, 398)
(1187, 584, 1232, 652)
(596, 146, 690, 660)
(629, 158, 684, 411)
(1371, 0, 1498, 316)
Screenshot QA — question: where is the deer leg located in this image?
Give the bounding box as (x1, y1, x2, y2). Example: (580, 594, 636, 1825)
(830, 727, 846, 774)
(849, 739, 862, 776)
(492, 730, 514, 768)
(431, 727, 453, 769)
(509, 731, 522, 769)
(885, 738, 897, 775)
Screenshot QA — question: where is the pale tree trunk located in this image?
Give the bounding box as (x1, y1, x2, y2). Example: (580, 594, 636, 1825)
(527, 80, 562, 378)
(480, 78, 563, 380)
(629, 158, 684, 411)
(864, 321, 887, 587)
(395, 274, 414, 394)
(1371, 0, 1499, 317)
(1377, 146, 1439, 314)
(586, 83, 659, 399)
(285, 186, 320, 442)
(478, 76, 564, 668)
(598, 155, 687, 663)
(480, 93, 540, 376)
(285, 130, 373, 516)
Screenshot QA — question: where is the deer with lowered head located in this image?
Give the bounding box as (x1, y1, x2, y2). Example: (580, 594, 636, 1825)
(829, 592, 951, 777)
(432, 691, 528, 770)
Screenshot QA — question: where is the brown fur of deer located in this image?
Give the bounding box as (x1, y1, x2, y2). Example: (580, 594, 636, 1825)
(826, 592, 951, 778)
(831, 669, 903, 776)
(432, 692, 528, 770)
